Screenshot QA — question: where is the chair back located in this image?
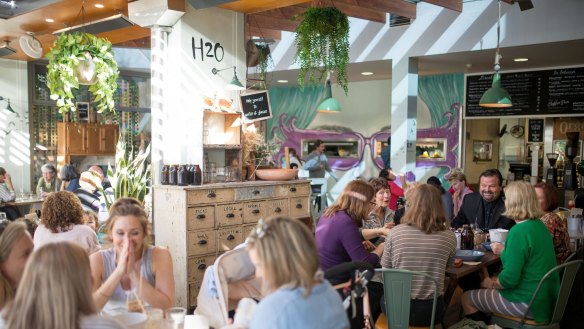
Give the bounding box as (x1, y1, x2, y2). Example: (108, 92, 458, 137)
(376, 268, 438, 329)
(549, 260, 583, 324)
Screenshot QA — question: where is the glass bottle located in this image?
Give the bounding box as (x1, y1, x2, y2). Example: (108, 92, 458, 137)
(177, 165, 188, 186)
(461, 224, 474, 250)
(194, 165, 202, 185)
(556, 155, 565, 188)
(169, 165, 178, 185)
(160, 165, 169, 185)
(188, 164, 195, 185)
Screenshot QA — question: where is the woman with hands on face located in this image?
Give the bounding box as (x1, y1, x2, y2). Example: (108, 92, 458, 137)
(89, 197, 175, 312)
(361, 178, 394, 248)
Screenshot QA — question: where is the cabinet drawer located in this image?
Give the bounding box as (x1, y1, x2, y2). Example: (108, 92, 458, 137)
(189, 281, 202, 308)
(188, 255, 215, 282)
(188, 188, 234, 205)
(216, 203, 243, 227)
(289, 197, 310, 218)
(217, 227, 244, 252)
(188, 230, 216, 256)
(265, 198, 289, 217)
(275, 183, 311, 197)
(242, 224, 256, 237)
(243, 201, 266, 224)
(235, 186, 275, 201)
(187, 206, 215, 230)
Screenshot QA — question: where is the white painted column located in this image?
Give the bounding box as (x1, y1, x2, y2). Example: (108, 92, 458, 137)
(391, 57, 418, 178)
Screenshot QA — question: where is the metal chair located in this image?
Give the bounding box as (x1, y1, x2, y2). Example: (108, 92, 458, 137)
(491, 260, 583, 329)
(376, 268, 440, 329)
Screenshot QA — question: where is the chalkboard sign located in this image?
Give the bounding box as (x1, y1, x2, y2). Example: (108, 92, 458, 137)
(240, 91, 272, 122)
(465, 67, 584, 117)
(528, 119, 544, 143)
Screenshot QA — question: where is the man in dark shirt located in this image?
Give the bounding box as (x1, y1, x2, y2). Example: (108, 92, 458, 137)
(451, 168, 514, 230)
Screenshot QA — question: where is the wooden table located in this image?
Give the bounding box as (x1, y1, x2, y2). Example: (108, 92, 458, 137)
(444, 251, 501, 307)
(4, 197, 44, 215)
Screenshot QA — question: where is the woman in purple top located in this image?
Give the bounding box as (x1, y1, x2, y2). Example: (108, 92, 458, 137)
(316, 179, 385, 324)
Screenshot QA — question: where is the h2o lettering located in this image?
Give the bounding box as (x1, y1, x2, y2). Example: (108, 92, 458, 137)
(192, 37, 224, 62)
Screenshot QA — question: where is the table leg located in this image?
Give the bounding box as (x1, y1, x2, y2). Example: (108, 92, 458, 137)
(444, 274, 459, 307)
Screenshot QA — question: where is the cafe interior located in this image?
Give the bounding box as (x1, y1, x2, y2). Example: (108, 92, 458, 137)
(1, 0, 584, 328)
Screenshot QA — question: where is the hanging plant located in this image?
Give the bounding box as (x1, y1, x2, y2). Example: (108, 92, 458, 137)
(256, 44, 273, 82)
(294, 6, 350, 94)
(46, 32, 119, 114)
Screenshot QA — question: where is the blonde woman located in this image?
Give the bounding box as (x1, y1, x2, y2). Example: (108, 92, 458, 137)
(0, 222, 34, 309)
(462, 181, 559, 324)
(381, 184, 456, 326)
(315, 179, 384, 323)
(33, 191, 100, 254)
(447, 171, 473, 217)
(0, 242, 123, 329)
(247, 216, 348, 329)
(90, 197, 175, 311)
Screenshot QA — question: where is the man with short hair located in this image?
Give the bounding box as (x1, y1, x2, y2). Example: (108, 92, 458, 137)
(451, 168, 514, 230)
(304, 139, 335, 179)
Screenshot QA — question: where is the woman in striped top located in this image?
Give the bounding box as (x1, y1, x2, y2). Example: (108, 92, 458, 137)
(380, 183, 457, 326)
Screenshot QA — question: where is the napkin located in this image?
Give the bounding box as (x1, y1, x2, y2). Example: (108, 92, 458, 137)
(463, 261, 482, 266)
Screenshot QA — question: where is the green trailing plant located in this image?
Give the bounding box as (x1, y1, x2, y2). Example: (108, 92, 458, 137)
(294, 6, 350, 94)
(256, 44, 273, 82)
(97, 137, 151, 210)
(46, 32, 119, 114)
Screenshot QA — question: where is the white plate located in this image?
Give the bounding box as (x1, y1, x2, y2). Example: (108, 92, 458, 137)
(110, 312, 147, 328)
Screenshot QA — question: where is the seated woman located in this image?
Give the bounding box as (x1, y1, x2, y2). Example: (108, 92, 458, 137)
(535, 183, 571, 264)
(90, 197, 175, 312)
(380, 184, 457, 326)
(462, 181, 560, 324)
(362, 178, 394, 247)
(315, 179, 384, 323)
(447, 171, 473, 217)
(0, 242, 124, 329)
(379, 169, 405, 212)
(60, 164, 80, 192)
(33, 191, 100, 255)
(0, 222, 34, 309)
(247, 216, 349, 329)
(36, 163, 61, 196)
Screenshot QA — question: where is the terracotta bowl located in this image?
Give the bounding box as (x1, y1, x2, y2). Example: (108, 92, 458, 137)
(255, 169, 298, 181)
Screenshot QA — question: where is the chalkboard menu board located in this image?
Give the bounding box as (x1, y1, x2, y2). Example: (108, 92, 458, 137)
(528, 119, 544, 143)
(240, 91, 272, 122)
(465, 67, 584, 117)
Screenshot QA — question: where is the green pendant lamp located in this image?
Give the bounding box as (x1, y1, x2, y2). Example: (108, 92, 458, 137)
(480, 0, 512, 108)
(317, 79, 341, 113)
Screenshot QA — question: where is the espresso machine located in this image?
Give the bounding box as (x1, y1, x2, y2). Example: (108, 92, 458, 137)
(564, 132, 580, 190)
(546, 153, 559, 187)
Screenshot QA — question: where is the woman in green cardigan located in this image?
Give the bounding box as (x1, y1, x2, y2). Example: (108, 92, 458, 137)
(461, 181, 560, 324)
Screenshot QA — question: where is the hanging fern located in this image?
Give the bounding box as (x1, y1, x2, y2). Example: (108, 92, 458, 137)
(294, 7, 350, 94)
(46, 32, 119, 114)
(256, 44, 273, 82)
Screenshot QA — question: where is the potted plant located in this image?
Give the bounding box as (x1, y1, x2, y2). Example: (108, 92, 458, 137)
(46, 32, 119, 115)
(242, 127, 280, 180)
(294, 6, 350, 94)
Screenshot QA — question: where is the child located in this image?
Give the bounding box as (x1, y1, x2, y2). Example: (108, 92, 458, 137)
(83, 210, 98, 233)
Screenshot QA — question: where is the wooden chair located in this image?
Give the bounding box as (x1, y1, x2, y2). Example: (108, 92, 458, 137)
(491, 260, 583, 329)
(375, 268, 440, 329)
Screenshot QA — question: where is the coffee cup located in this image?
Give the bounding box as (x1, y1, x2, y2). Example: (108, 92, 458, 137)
(489, 228, 509, 244)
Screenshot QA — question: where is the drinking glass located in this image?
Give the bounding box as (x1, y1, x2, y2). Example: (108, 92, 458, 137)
(145, 308, 164, 329)
(36, 186, 43, 198)
(166, 307, 186, 329)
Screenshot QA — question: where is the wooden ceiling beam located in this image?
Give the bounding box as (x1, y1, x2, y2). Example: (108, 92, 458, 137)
(245, 23, 282, 40)
(220, 0, 312, 14)
(356, 0, 416, 19)
(246, 13, 300, 32)
(294, 2, 386, 24)
(423, 0, 462, 12)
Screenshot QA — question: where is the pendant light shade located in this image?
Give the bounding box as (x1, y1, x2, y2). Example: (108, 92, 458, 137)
(479, 72, 512, 108)
(317, 80, 340, 113)
(213, 66, 245, 91)
(480, 0, 512, 108)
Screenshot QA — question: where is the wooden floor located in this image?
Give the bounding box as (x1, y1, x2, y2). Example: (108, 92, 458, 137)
(374, 286, 463, 329)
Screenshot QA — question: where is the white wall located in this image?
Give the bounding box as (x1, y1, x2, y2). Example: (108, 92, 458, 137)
(0, 59, 31, 193)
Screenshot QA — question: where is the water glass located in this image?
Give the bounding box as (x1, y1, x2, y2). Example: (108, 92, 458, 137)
(145, 308, 164, 329)
(166, 307, 186, 329)
(184, 314, 209, 329)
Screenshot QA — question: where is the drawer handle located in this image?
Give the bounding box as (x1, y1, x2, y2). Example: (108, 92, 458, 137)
(207, 192, 216, 198)
(253, 190, 260, 195)
(196, 214, 206, 219)
(227, 234, 235, 241)
(197, 264, 207, 270)
(275, 207, 282, 213)
(226, 213, 235, 218)
(198, 239, 207, 245)
(252, 209, 260, 214)
(295, 204, 303, 209)
(290, 187, 297, 192)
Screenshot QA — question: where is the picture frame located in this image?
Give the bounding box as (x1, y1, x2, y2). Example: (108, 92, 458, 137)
(76, 102, 90, 122)
(473, 140, 493, 162)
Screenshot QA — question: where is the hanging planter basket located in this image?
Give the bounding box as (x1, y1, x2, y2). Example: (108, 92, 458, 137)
(46, 32, 119, 114)
(294, 6, 350, 94)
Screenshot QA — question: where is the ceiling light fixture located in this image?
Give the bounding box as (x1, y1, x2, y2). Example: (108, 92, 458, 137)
(212, 66, 245, 91)
(317, 75, 340, 113)
(0, 96, 17, 114)
(94, 3, 104, 8)
(479, 0, 512, 108)
(46, 18, 54, 23)
(361, 72, 374, 76)
(513, 57, 528, 62)
(277, 80, 288, 83)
